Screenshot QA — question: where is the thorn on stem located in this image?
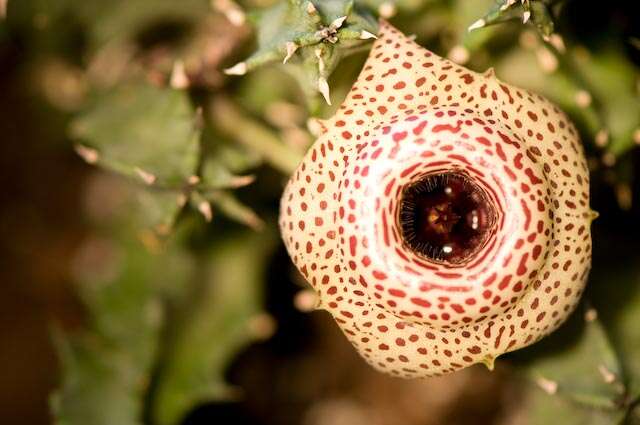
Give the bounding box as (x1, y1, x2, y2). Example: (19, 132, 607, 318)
(574, 90, 592, 108)
(318, 77, 331, 105)
(597, 365, 617, 384)
(360, 30, 378, 40)
(330, 15, 347, 29)
(500, 0, 517, 11)
(135, 167, 157, 185)
(378, 2, 396, 19)
(602, 152, 616, 167)
(198, 201, 213, 222)
(211, 0, 246, 26)
(584, 308, 598, 322)
(536, 376, 558, 395)
(447, 45, 470, 65)
(536, 47, 558, 73)
(548, 34, 566, 53)
(615, 184, 632, 211)
(228, 174, 256, 188)
(468, 19, 486, 32)
(283, 41, 298, 64)
(595, 130, 609, 147)
(315, 48, 325, 72)
(633, 128, 640, 145)
(74, 144, 99, 164)
(170, 60, 190, 89)
(247, 313, 277, 340)
(224, 62, 247, 76)
(177, 193, 189, 208)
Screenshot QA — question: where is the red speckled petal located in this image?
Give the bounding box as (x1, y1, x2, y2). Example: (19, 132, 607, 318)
(279, 21, 592, 378)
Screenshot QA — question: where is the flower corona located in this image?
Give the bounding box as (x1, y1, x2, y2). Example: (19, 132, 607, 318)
(279, 21, 593, 377)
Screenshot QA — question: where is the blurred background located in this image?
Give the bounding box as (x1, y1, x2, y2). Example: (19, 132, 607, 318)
(1, 0, 639, 424)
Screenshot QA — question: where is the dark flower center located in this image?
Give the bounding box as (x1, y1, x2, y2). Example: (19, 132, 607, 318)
(398, 172, 496, 264)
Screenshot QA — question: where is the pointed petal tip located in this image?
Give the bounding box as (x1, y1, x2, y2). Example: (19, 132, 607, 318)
(482, 355, 496, 371)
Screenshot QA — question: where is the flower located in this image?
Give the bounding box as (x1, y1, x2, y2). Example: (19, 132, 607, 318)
(279, 21, 593, 377)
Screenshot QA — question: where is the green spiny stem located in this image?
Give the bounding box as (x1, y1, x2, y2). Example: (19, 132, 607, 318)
(209, 97, 303, 175)
(225, 0, 377, 105)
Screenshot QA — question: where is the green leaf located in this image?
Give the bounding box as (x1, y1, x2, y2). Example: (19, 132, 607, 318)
(51, 233, 194, 425)
(199, 137, 258, 191)
(206, 190, 264, 230)
(575, 47, 640, 156)
(71, 83, 201, 232)
(469, 0, 556, 37)
(151, 229, 277, 425)
(455, 0, 505, 52)
(232, 0, 376, 106)
(210, 97, 302, 175)
(590, 260, 640, 402)
(50, 334, 146, 425)
(519, 307, 625, 409)
(71, 82, 200, 187)
(526, 387, 626, 425)
(133, 188, 186, 235)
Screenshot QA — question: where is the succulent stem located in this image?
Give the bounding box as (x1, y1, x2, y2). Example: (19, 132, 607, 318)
(209, 97, 302, 175)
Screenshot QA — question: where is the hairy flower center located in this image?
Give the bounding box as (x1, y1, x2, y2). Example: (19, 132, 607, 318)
(398, 172, 496, 264)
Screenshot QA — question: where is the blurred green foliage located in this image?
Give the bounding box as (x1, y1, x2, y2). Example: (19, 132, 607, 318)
(152, 229, 276, 425)
(1, 0, 639, 423)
